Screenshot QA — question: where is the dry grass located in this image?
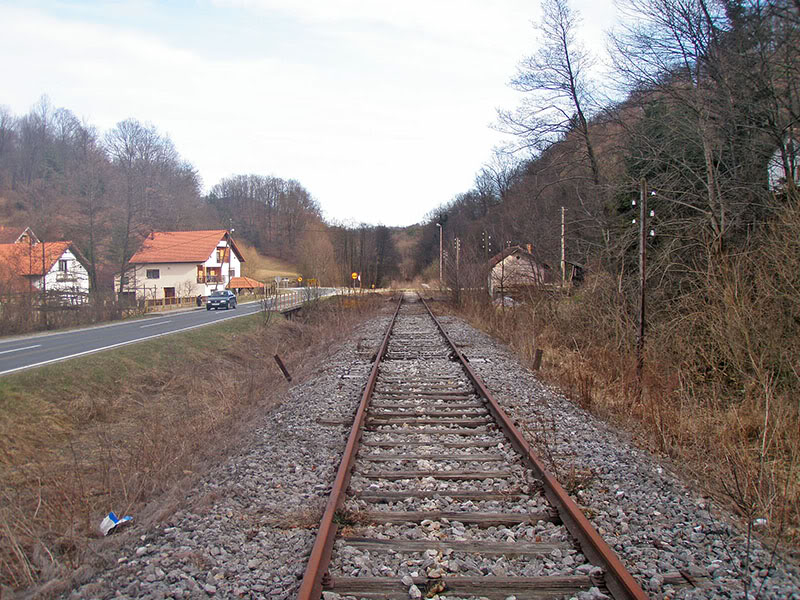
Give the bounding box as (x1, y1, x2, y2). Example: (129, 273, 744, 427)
(0, 293, 386, 592)
(452, 195, 800, 556)
(236, 239, 300, 282)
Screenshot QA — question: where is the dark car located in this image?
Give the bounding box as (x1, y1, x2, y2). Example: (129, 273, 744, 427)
(206, 290, 237, 310)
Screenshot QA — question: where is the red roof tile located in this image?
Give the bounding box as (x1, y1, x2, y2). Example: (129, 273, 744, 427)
(0, 241, 76, 292)
(0, 241, 73, 276)
(129, 230, 245, 264)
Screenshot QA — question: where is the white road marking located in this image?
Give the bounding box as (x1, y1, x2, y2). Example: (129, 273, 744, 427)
(0, 344, 41, 355)
(0, 295, 340, 377)
(140, 320, 172, 328)
(0, 309, 259, 377)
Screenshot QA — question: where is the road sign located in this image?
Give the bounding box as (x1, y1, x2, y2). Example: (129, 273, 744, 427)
(297, 276, 303, 282)
(351, 272, 358, 280)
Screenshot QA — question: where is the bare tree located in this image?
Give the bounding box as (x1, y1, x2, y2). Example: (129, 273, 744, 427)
(209, 174, 322, 263)
(51, 108, 83, 180)
(736, 0, 800, 193)
(17, 95, 54, 187)
(607, 0, 784, 251)
(296, 224, 337, 285)
(0, 105, 16, 189)
(105, 119, 178, 292)
(499, 0, 600, 185)
(72, 126, 108, 293)
(473, 150, 521, 216)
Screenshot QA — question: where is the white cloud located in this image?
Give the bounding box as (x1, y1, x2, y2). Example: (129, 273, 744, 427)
(0, 1, 616, 226)
(213, 0, 535, 42)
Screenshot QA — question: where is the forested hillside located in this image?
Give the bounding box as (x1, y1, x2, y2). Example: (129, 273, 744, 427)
(421, 0, 797, 273)
(0, 99, 404, 299)
(0, 101, 215, 290)
(417, 0, 800, 543)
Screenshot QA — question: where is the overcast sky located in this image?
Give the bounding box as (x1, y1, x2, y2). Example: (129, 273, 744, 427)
(0, 0, 618, 227)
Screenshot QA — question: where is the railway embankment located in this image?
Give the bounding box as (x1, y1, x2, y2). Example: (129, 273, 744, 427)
(51, 296, 800, 599)
(0, 296, 383, 597)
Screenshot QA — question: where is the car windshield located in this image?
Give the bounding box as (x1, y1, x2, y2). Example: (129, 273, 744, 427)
(210, 291, 228, 297)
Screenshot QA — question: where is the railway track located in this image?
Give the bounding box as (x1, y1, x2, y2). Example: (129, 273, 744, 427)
(298, 294, 649, 600)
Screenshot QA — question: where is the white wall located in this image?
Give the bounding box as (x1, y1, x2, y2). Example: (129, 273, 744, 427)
(768, 144, 800, 191)
(34, 248, 90, 295)
(202, 239, 240, 291)
(117, 263, 199, 299)
(489, 253, 548, 295)
(114, 239, 242, 299)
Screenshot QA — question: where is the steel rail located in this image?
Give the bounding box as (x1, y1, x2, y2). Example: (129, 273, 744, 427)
(419, 296, 649, 600)
(296, 296, 403, 600)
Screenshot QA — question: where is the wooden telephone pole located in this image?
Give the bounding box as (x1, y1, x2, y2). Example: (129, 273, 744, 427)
(436, 223, 443, 285)
(636, 179, 648, 385)
(561, 207, 566, 286)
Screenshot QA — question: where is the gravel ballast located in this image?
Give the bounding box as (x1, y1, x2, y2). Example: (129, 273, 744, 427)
(60, 305, 799, 599)
(436, 315, 800, 600)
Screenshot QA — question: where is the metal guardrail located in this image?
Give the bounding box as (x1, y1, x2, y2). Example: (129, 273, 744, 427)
(268, 287, 342, 313)
(145, 297, 196, 310)
(139, 287, 344, 315)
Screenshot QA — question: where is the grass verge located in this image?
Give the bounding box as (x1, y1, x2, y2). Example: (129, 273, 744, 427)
(0, 294, 386, 592)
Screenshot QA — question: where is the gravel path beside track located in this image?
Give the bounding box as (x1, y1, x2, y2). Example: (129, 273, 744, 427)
(62, 313, 392, 600)
(436, 315, 800, 600)
(61, 307, 799, 600)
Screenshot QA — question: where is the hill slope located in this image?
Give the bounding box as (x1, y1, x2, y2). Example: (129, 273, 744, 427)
(237, 239, 300, 282)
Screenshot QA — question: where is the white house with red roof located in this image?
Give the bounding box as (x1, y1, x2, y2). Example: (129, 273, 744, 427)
(0, 227, 90, 297)
(114, 230, 245, 302)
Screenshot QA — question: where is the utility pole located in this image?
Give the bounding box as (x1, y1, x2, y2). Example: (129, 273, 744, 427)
(41, 239, 47, 328)
(636, 179, 648, 386)
(454, 237, 461, 289)
(561, 206, 566, 286)
(436, 223, 443, 285)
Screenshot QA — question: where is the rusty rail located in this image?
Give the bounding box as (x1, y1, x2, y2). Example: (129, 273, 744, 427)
(419, 296, 649, 600)
(296, 296, 403, 599)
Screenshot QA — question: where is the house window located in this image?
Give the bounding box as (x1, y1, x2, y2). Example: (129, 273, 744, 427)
(216, 247, 227, 263)
(146, 269, 160, 279)
(229, 266, 236, 278)
(59, 259, 68, 272)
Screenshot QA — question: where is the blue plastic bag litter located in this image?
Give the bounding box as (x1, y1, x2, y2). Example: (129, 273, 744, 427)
(99, 511, 132, 536)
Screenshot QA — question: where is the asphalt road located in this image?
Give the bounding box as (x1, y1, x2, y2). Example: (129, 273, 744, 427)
(0, 301, 266, 376)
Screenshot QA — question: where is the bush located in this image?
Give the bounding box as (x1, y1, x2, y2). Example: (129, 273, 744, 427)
(456, 194, 800, 547)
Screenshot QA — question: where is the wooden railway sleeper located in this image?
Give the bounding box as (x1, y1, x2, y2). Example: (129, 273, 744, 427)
(298, 295, 649, 600)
